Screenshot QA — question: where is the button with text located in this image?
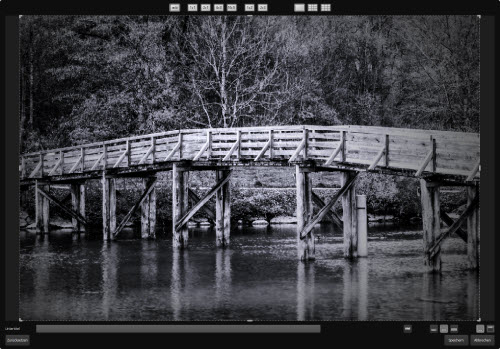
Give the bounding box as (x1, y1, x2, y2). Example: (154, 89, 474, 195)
(470, 335, 495, 346)
(444, 335, 469, 346)
(5, 335, 30, 346)
(403, 324, 412, 333)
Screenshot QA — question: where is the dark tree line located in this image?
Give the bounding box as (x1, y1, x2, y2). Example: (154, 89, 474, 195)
(19, 15, 479, 152)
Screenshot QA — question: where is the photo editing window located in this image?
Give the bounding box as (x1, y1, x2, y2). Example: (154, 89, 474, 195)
(1, 0, 498, 348)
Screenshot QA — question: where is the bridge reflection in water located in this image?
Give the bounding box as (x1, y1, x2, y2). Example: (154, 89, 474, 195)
(19, 225, 479, 321)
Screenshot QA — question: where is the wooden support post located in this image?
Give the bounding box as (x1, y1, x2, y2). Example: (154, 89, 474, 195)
(172, 164, 189, 248)
(79, 183, 86, 232)
(71, 183, 81, 231)
(216, 170, 231, 247)
(467, 184, 479, 269)
(296, 165, 314, 261)
(102, 173, 116, 240)
(35, 180, 43, 233)
(141, 177, 157, 239)
(342, 171, 357, 258)
(420, 179, 441, 272)
(356, 195, 368, 257)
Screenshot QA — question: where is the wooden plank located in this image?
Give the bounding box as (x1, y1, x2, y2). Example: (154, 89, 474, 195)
(175, 170, 232, 232)
(299, 172, 359, 240)
(37, 186, 87, 227)
(113, 177, 157, 238)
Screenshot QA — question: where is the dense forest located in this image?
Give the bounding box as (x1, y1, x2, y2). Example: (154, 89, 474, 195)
(19, 15, 479, 153)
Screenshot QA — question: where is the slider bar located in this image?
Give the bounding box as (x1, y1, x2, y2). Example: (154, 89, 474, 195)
(37, 324, 321, 333)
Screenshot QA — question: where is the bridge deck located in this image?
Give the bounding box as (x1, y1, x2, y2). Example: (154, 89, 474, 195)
(20, 125, 480, 184)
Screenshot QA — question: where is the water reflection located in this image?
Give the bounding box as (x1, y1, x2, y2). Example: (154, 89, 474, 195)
(215, 249, 232, 305)
(20, 224, 479, 321)
(296, 262, 315, 320)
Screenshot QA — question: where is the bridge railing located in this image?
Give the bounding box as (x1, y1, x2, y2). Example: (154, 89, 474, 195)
(19, 125, 480, 180)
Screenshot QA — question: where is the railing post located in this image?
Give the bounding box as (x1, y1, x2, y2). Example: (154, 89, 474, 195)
(39, 153, 44, 177)
(60, 150, 64, 175)
(431, 136, 436, 173)
(126, 140, 131, 166)
(81, 147, 85, 172)
(420, 179, 441, 272)
(467, 183, 479, 269)
(207, 130, 212, 159)
(172, 163, 189, 248)
(178, 132, 183, 159)
(342, 171, 357, 258)
(236, 130, 241, 160)
(21, 156, 26, 178)
(151, 136, 156, 163)
(103, 143, 108, 169)
(303, 128, 308, 160)
(269, 129, 274, 159)
(385, 134, 389, 167)
(341, 131, 347, 162)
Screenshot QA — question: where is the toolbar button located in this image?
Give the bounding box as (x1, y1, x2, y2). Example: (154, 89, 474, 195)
(294, 3, 305, 11)
(214, 4, 224, 11)
(486, 325, 494, 333)
(257, 4, 268, 11)
(430, 324, 438, 333)
(476, 324, 485, 334)
(227, 4, 237, 11)
(201, 4, 211, 11)
(440, 324, 449, 334)
(403, 324, 412, 333)
(308, 3, 318, 11)
(188, 4, 198, 11)
(169, 3, 181, 12)
(320, 3, 331, 11)
(450, 325, 459, 333)
(245, 4, 255, 11)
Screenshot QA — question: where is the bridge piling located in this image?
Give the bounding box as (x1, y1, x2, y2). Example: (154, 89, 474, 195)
(141, 177, 157, 239)
(215, 170, 231, 247)
(173, 164, 189, 248)
(467, 184, 479, 269)
(420, 179, 441, 272)
(296, 165, 315, 261)
(342, 172, 358, 259)
(35, 181, 50, 233)
(70, 182, 86, 232)
(102, 174, 116, 240)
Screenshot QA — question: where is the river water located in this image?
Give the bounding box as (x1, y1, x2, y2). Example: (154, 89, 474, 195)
(19, 223, 479, 321)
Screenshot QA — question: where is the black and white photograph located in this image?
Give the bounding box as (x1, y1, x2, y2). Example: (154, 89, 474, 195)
(18, 15, 480, 321)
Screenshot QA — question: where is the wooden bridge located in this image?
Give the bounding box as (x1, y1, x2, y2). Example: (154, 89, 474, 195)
(20, 125, 480, 272)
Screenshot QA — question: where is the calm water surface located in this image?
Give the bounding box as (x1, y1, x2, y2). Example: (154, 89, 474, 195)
(20, 223, 479, 321)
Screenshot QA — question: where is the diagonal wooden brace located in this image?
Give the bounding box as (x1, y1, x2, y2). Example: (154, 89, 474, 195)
(299, 172, 359, 240)
(311, 191, 343, 229)
(428, 193, 479, 259)
(188, 188, 215, 222)
(440, 211, 467, 243)
(36, 187, 87, 227)
(175, 171, 232, 232)
(113, 177, 157, 237)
